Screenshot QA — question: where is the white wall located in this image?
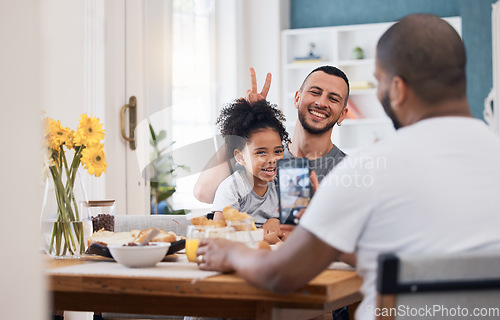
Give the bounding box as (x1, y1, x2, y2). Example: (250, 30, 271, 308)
(0, 1, 46, 319)
(40, 0, 86, 127)
(238, 0, 289, 106)
(215, 0, 289, 109)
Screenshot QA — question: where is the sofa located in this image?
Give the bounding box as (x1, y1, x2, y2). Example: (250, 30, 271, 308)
(114, 214, 191, 237)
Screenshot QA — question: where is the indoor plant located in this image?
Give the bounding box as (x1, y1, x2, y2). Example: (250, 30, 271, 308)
(149, 123, 189, 215)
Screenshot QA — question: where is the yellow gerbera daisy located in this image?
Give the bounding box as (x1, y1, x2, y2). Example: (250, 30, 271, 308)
(47, 118, 71, 150)
(74, 113, 105, 147)
(80, 143, 107, 177)
(65, 129, 75, 150)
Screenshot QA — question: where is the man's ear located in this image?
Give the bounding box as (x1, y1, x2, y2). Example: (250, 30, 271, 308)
(390, 76, 407, 108)
(234, 149, 245, 166)
(294, 90, 301, 110)
(338, 105, 349, 123)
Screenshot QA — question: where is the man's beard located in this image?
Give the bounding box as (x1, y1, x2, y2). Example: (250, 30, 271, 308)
(380, 91, 402, 130)
(298, 107, 337, 135)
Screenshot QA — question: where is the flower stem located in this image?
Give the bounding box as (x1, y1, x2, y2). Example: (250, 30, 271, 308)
(48, 160, 84, 256)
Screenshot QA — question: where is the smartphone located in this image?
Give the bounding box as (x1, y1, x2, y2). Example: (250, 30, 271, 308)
(277, 158, 313, 225)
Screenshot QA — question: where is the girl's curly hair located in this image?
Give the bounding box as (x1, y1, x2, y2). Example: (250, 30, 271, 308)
(216, 98, 290, 154)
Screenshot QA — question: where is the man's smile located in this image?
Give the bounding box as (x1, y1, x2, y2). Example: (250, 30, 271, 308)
(308, 106, 329, 120)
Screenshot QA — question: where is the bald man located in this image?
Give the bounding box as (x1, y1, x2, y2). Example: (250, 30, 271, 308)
(195, 14, 500, 320)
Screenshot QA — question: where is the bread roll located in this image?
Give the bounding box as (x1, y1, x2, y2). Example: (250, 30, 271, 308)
(151, 229, 178, 243)
(88, 228, 180, 247)
(190, 216, 227, 228)
(87, 230, 135, 247)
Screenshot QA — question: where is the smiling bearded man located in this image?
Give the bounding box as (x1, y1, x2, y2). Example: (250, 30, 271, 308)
(286, 65, 350, 182)
(297, 69, 348, 135)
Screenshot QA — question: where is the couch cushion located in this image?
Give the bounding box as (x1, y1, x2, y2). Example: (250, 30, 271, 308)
(114, 215, 190, 237)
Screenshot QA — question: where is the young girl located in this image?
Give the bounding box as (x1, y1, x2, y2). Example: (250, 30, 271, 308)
(211, 98, 290, 235)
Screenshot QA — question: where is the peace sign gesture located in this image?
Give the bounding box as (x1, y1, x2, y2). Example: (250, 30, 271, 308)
(245, 67, 272, 104)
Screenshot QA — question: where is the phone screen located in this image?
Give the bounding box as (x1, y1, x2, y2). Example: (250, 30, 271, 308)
(277, 158, 312, 225)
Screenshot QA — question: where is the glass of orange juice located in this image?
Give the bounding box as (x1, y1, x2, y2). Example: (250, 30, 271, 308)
(185, 225, 235, 262)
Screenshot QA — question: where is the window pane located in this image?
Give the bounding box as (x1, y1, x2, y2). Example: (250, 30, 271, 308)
(171, 0, 213, 211)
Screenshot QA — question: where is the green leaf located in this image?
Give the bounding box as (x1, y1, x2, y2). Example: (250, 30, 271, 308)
(149, 123, 157, 140)
(157, 190, 174, 203)
(157, 130, 167, 141)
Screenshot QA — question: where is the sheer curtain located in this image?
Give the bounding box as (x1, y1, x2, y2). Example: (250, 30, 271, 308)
(169, 0, 216, 212)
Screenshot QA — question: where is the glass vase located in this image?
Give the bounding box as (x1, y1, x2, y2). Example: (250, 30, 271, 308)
(40, 168, 91, 258)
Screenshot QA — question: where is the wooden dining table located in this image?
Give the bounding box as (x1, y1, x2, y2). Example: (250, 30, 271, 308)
(46, 254, 362, 320)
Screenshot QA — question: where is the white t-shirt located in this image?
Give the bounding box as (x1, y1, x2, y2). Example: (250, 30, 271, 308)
(300, 117, 500, 320)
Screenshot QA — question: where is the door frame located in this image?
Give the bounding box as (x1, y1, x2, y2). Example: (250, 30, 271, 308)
(104, 0, 148, 215)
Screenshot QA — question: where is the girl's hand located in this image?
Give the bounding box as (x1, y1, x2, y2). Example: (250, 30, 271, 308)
(262, 218, 282, 235)
(263, 232, 282, 245)
(261, 218, 283, 244)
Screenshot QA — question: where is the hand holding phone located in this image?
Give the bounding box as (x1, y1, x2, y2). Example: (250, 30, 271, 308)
(277, 158, 313, 225)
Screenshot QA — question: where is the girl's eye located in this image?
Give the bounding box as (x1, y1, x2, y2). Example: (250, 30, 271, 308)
(275, 149, 283, 155)
(257, 151, 266, 155)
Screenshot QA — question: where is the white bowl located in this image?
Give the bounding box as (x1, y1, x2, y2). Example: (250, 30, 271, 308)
(108, 242, 171, 268)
